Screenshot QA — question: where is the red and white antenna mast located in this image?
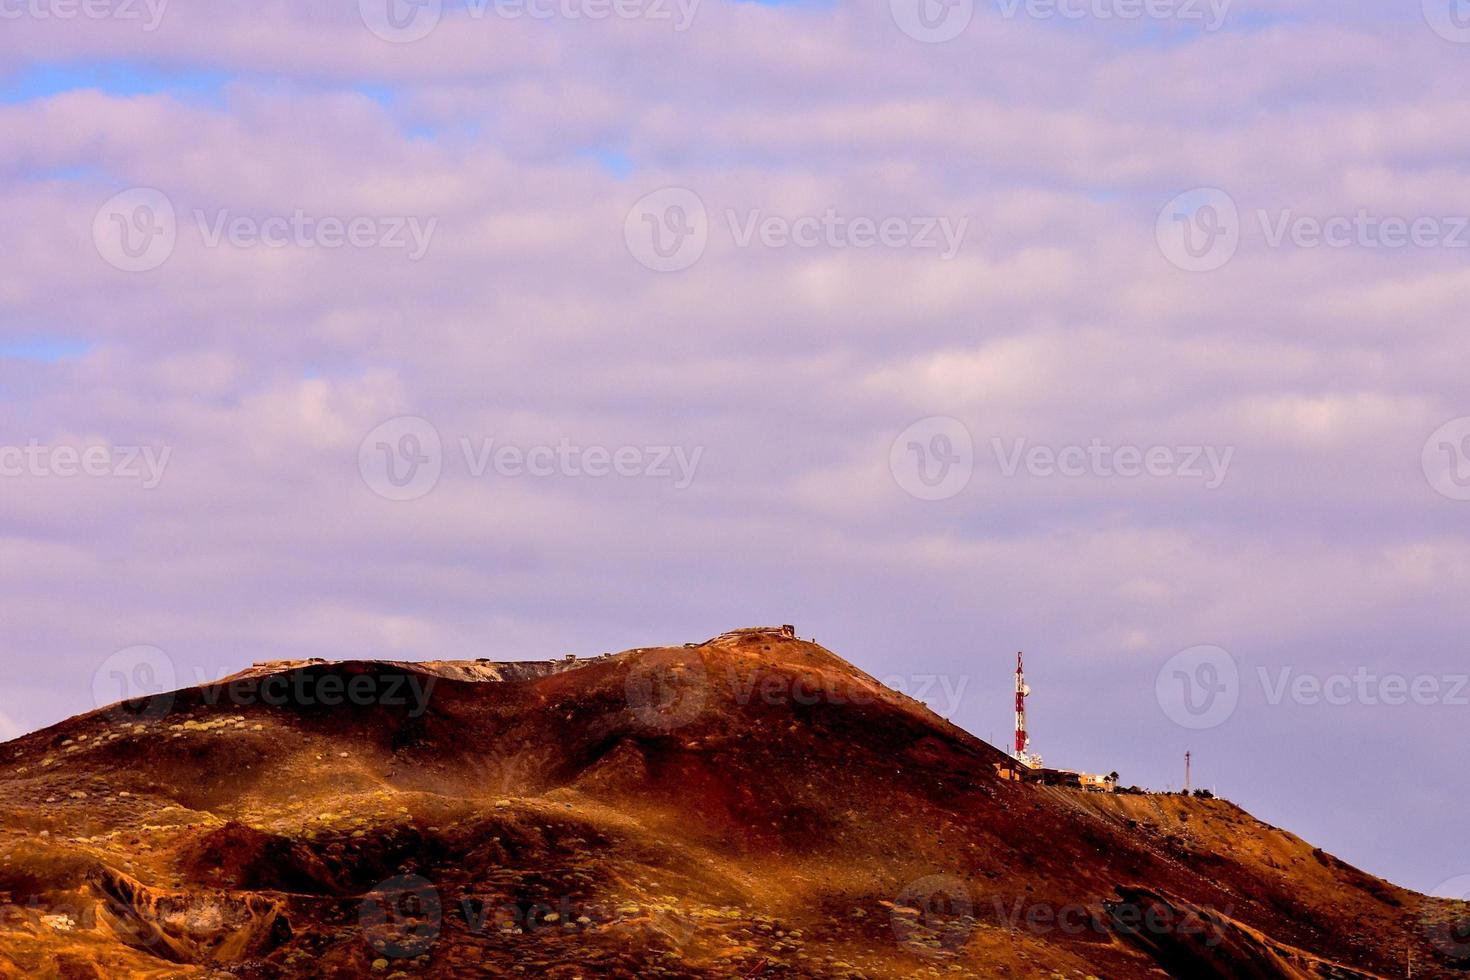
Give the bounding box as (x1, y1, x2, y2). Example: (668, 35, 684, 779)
(1014, 652, 1041, 768)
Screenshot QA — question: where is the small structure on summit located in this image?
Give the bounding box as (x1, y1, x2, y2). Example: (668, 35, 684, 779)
(995, 651, 1116, 793)
(708, 625, 797, 643)
(1012, 651, 1043, 769)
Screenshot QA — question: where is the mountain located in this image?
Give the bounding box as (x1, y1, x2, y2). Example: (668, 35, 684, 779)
(1, 629, 1465, 978)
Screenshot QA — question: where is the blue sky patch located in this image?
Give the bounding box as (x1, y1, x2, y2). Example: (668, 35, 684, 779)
(0, 338, 93, 363)
(0, 62, 229, 106)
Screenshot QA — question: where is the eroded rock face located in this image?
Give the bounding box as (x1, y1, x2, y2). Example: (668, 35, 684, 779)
(0, 633, 1461, 977)
(1104, 885, 1383, 980)
(92, 866, 291, 965)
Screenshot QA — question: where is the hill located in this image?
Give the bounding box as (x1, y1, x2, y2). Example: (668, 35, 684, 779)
(1, 629, 1465, 977)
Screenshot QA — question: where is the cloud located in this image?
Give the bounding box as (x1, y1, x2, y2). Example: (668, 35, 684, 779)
(0, 0, 1465, 894)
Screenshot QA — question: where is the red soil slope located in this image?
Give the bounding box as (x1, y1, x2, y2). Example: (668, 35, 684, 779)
(0, 630, 1464, 978)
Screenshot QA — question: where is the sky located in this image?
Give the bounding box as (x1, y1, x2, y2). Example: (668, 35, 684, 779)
(1, 0, 1468, 897)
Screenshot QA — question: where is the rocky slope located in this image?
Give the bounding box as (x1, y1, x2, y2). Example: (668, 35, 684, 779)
(0, 630, 1464, 978)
